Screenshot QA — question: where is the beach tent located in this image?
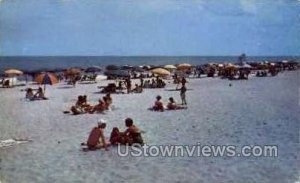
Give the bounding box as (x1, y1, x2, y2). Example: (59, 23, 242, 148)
(65, 68, 81, 75)
(34, 72, 58, 91)
(150, 68, 171, 76)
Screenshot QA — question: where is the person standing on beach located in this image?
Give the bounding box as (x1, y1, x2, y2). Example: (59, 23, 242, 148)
(180, 84, 187, 105)
(125, 77, 131, 94)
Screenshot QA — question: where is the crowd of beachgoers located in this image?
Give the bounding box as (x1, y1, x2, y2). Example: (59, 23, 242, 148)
(0, 59, 298, 151)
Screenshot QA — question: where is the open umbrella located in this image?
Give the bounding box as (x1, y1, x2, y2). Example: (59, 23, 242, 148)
(106, 65, 120, 70)
(65, 68, 81, 75)
(150, 68, 171, 76)
(177, 63, 192, 70)
(4, 69, 23, 76)
(34, 72, 58, 91)
(164, 65, 177, 70)
(104, 70, 130, 78)
(85, 66, 102, 73)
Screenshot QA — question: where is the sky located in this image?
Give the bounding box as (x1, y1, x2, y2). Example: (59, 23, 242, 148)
(0, 0, 299, 56)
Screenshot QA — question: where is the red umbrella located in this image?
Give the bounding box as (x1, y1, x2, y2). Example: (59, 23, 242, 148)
(34, 72, 58, 91)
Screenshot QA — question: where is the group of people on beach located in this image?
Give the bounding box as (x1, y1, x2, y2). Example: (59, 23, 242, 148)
(83, 118, 144, 150)
(25, 87, 48, 101)
(70, 93, 112, 115)
(151, 95, 187, 111)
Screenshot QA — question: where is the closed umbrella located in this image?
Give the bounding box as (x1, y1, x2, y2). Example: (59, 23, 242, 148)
(34, 72, 58, 91)
(150, 68, 171, 76)
(177, 63, 192, 70)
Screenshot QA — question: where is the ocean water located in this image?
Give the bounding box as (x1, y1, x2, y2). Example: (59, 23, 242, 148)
(0, 56, 299, 72)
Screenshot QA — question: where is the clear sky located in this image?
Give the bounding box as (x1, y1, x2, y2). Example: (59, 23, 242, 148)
(0, 0, 299, 56)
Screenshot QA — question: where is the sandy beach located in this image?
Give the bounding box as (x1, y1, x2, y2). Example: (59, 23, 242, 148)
(0, 70, 298, 183)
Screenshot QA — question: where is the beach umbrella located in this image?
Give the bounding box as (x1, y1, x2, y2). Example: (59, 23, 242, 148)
(34, 72, 58, 91)
(104, 70, 130, 77)
(132, 66, 145, 72)
(4, 69, 23, 76)
(177, 63, 192, 70)
(65, 68, 81, 75)
(150, 68, 171, 76)
(106, 65, 120, 70)
(85, 66, 102, 73)
(164, 65, 177, 70)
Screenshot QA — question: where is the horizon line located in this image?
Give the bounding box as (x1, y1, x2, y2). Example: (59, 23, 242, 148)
(1, 55, 300, 57)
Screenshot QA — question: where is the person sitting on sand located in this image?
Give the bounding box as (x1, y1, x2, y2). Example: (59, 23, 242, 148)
(89, 99, 106, 113)
(132, 84, 143, 93)
(84, 122, 109, 151)
(123, 118, 144, 145)
(34, 87, 47, 100)
(110, 127, 127, 145)
(25, 88, 34, 100)
(153, 95, 164, 111)
(167, 97, 177, 110)
(105, 93, 112, 106)
(82, 95, 91, 108)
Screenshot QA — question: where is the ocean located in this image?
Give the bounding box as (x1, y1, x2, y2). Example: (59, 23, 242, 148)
(0, 56, 299, 72)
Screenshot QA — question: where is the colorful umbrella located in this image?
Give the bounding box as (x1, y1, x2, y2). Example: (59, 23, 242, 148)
(150, 68, 171, 76)
(34, 72, 58, 91)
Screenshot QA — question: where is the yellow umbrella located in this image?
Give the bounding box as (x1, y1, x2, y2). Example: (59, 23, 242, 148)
(177, 63, 192, 70)
(4, 69, 23, 76)
(150, 68, 171, 76)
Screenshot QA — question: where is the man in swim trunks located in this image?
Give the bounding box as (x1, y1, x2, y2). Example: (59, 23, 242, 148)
(86, 122, 109, 151)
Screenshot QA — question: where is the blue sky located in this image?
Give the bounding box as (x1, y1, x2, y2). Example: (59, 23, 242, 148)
(0, 0, 299, 56)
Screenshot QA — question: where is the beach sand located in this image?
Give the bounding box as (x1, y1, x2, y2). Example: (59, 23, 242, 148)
(0, 71, 299, 183)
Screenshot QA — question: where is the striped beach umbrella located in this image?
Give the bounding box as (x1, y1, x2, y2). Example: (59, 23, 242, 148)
(34, 72, 58, 91)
